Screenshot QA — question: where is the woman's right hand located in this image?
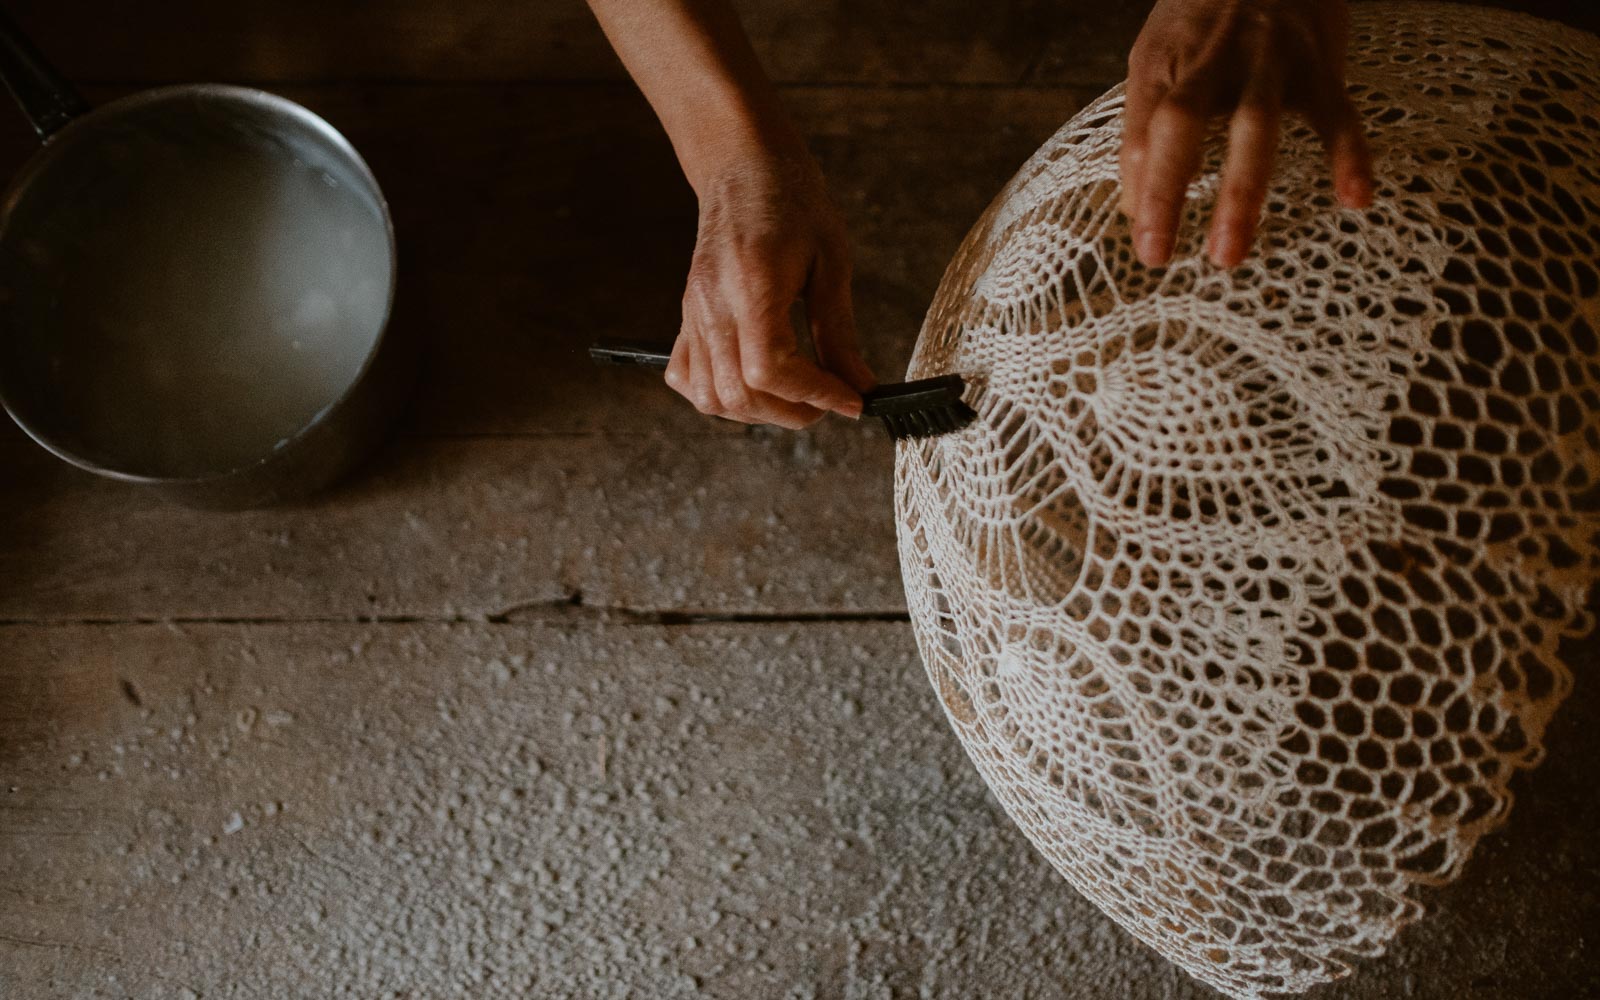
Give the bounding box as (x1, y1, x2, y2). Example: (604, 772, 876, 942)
(581, 0, 875, 428)
(664, 152, 875, 429)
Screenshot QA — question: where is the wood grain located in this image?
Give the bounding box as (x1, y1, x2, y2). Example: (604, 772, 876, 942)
(1, 0, 1143, 86)
(0, 86, 1092, 624)
(1, 621, 1594, 999)
(6, 1, 1592, 91)
(0, 428, 903, 621)
(0, 84, 1087, 441)
(0, 621, 1194, 999)
(2, 4, 1596, 998)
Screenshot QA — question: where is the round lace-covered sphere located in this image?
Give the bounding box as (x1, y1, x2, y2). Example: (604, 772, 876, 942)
(895, 4, 1600, 997)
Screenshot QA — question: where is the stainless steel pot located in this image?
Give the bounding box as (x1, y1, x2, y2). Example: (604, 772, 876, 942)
(0, 12, 415, 508)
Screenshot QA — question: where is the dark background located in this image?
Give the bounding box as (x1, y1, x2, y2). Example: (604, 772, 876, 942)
(1, 0, 1595, 437)
(0, 3, 1595, 998)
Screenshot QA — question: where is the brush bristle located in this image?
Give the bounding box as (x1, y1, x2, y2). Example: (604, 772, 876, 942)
(862, 373, 977, 442)
(882, 400, 977, 442)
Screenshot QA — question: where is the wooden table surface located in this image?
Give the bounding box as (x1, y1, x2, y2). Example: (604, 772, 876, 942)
(1, 2, 1597, 998)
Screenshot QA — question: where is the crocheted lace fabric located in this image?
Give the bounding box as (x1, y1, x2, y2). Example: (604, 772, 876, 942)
(894, 4, 1600, 997)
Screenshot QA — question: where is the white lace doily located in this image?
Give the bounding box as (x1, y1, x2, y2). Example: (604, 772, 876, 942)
(895, 4, 1600, 996)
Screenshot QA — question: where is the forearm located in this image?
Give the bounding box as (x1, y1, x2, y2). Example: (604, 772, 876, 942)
(584, 0, 806, 194)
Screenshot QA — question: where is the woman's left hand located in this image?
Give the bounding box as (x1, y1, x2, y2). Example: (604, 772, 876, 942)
(1120, 0, 1375, 269)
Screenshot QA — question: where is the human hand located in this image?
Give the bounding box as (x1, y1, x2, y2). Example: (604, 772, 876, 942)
(664, 154, 876, 428)
(1120, 0, 1375, 269)
(580, 0, 875, 427)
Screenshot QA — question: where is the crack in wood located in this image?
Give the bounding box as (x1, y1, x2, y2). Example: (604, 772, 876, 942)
(0, 605, 910, 628)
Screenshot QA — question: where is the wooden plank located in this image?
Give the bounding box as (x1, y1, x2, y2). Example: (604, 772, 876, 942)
(2, 0, 1145, 86)
(1, 621, 1595, 998)
(0, 84, 1082, 624)
(377, 83, 1079, 438)
(380, 84, 1079, 438)
(0, 85, 1083, 440)
(0, 621, 1198, 999)
(5, 1, 1597, 90)
(0, 428, 903, 621)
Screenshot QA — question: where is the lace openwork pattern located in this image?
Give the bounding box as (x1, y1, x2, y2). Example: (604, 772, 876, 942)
(894, 5, 1600, 996)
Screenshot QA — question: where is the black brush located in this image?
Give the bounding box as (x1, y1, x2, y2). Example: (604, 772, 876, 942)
(588, 339, 976, 442)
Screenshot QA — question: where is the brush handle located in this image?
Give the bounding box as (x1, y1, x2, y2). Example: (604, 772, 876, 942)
(860, 374, 966, 418)
(589, 339, 673, 370)
(0, 8, 88, 139)
(588, 338, 966, 420)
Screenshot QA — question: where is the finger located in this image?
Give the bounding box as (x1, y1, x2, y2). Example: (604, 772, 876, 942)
(704, 320, 824, 429)
(685, 329, 726, 419)
(808, 249, 877, 395)
(1315, 93, 1374, 209)
(743, 346, 863, 419)
(1208, 97, 1281, 268)
(664, 330, 694, 401)
(741, 388, 826, 430)
(745, 391, 826, 429)
(1119, 76, 1166, 220)
(736, 302, 864, 418)
(1133, 95, 1209, 267)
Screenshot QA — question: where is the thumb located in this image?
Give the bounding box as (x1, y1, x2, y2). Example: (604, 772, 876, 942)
(808, 249, 877, 394)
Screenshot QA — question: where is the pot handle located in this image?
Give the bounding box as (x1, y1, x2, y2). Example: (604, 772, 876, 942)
(0, 9, 86, 139)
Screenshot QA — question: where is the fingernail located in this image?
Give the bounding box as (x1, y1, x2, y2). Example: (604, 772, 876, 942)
(841, 399, 864, 420)
(1136, 230, 1171, 266)
(1208, 233, 1240, 269)
(1338, 176, 1374, 208)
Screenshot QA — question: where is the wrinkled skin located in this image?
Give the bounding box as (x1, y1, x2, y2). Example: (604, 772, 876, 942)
(665, 154, 875, 429)
(1120, 0, 1375, 269)
(590, 0, 1377, 426)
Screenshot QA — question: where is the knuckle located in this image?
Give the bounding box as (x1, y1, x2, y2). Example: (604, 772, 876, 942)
(718, 382, 752, 412)
(1219, 177, 1267, 205)
(742, 357, 779, 391)
(1162, 88, 1208, 118)
(690, 389, 720, 415)
(1232, 103, 1278, 129)
(1142, 192, 1185, 217)
(1127, 36, 1160, 75)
